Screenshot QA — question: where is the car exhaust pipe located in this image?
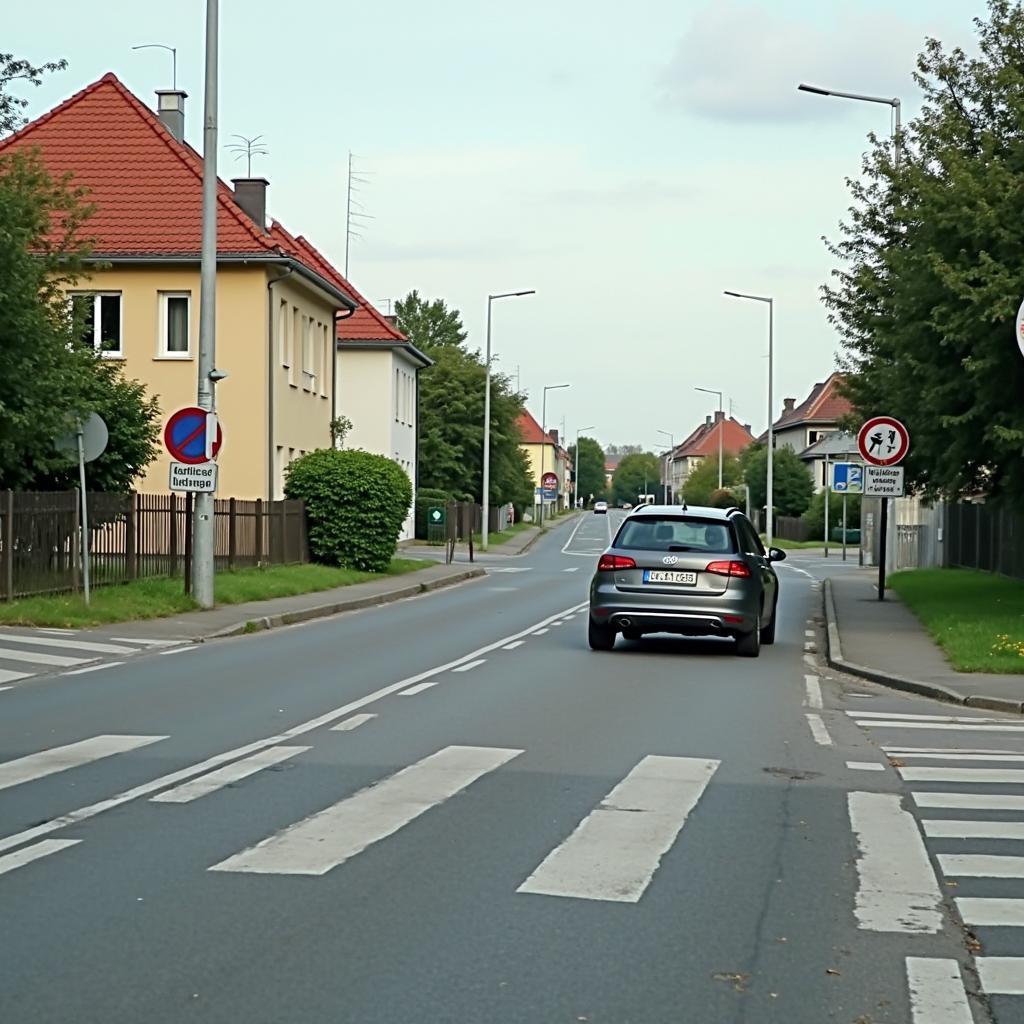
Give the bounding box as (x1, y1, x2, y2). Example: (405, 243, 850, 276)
(619, 617, 632, 628)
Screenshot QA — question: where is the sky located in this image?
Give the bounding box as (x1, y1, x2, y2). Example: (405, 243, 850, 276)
(9, 0, 988, 451)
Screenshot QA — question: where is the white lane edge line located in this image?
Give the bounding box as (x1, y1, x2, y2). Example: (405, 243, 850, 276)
(65, 662, 124, 676)
(151, 746, 310, 804)
(804, 675, 823, 709)
(806, 713, 833, 746)
(0, 599, 587, 856)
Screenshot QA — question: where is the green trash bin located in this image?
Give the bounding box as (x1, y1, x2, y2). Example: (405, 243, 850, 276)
(830, 528, 861, 544)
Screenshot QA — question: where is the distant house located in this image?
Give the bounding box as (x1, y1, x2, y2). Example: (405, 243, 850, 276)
(760, 372, 852, 491)
(518, 410, 570, 512)
(668, 413, 756, 498)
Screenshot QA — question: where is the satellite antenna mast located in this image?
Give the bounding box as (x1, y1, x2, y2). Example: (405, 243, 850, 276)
(131, 43, 177, 88)
(226, 133, 269, 177)
(345, 151, 374, 277)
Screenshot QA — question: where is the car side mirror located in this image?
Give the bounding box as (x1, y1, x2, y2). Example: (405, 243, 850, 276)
(768, 547, 787, 562)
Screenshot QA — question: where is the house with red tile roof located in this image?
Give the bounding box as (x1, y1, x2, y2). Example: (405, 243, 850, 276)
(758, 372, 853, 491)
(667, 413, 756, 497)
(0, 72, 358, 500)
(517, 410, 570, 512)
(275, 230, 432, 538)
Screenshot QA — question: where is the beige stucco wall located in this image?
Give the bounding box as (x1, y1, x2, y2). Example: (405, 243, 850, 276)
(69, 264, 338, 501)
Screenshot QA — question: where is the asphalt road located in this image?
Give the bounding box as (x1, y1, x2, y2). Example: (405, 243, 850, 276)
(0, 511, 1012, 1023)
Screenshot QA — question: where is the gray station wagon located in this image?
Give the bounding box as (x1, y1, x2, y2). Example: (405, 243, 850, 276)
(587, 504, 786, 657)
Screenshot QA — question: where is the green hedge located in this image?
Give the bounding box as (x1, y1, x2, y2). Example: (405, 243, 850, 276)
(285, 449, 412, 572)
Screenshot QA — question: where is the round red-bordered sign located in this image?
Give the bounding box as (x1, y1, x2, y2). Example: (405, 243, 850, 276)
(164, 407, 223, 465)
(857, 416, 909, 466)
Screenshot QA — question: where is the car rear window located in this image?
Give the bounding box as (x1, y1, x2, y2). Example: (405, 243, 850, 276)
(613, 515, 737, 553)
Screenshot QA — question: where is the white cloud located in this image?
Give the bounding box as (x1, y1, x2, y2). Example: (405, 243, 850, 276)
(659, 3, 934, 123)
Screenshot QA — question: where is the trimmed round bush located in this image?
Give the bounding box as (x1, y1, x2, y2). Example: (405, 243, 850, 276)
(285, 449, 413, 572)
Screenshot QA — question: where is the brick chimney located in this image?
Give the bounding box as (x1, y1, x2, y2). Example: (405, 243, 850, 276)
(155, 89, 187, 143)
(714, 410, 724, 422)
(232, 178, 269, 233)
(548, 429, 560, 445)
(783, 398, 796, 413)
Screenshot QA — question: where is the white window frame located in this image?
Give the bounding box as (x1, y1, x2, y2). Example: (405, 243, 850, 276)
(157, 291, 191, 359)
(301, 317, 316, 391)
(279, 299, 289, 369)
(394, 368, 400, 422)
(289, 307, 300, 387)
(70, 291, 123, 358)
(320, 323, 329, 398)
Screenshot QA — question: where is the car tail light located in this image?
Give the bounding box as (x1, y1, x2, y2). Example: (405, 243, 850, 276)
(704, 559, 752, 578)
(598, 554, 636, 571)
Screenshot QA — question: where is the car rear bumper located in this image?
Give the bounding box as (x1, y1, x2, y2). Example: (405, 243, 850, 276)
(589, 580, 759, 636)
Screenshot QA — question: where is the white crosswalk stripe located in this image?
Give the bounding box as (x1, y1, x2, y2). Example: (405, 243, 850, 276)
(517, 755, 720, 903)
(857, 720, 1024, 1009)
(0, 839, 81, 878)
(0, 735, 166, 792)
(0, 633, 188, 685)
(210, 745, 523, 876)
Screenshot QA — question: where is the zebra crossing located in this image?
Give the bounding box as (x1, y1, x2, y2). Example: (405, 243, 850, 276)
(0, 730, 719, 903)
(0, 631, 186, 686)
(852, 707, 1024, 1013)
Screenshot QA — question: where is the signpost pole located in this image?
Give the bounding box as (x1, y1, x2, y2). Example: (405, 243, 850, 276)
(877, 497, 888, 601)
(842, 494, 848, 562)
(824, 454, 830, 558)
(192, 0, 219, 610)
(76, 422, 91, 606)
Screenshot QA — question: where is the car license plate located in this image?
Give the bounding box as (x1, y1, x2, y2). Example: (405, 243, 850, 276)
(643, 570, 697, 585)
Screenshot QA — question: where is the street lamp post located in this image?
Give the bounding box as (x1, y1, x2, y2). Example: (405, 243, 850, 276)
(574, 424, 594, 509)
(695, 387, 724, 489)
(797, 83, 901, 171)
(482, 289, 535, 550)
(656, 430, 675, 503)
(724, 291, 774, 547)
(539, 384, 570, 525)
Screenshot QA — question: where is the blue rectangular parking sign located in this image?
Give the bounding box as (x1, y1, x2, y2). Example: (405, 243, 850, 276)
(832, 462, 864, 494)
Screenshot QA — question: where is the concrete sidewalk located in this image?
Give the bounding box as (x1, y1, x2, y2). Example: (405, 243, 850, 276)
(824, 569, 1024, 713)
(88, 562, 485, 644)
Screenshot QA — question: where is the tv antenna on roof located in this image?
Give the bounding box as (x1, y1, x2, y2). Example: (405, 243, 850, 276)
(131, 43, 177, 89)
(346, 151, 374, 277)
(226, 134, 269, 177)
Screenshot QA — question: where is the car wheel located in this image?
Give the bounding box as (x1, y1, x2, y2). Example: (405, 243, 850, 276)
(588, 618, 616, 651)
(622, 629, 642, 642)
(759, 601, 777, 645)
(736, 616, 761, 658)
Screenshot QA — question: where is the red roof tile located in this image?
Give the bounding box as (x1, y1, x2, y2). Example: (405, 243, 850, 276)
(0, 72, 347, 300)
(773, 372, 852, 430)
(673, 416, 755, 459)
(517, 409, 552, 446)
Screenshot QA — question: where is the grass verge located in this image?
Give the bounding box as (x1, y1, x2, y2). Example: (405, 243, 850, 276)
(0, 558, 433, 628)
(761, 537, 827, 550)
(888, 568, 1024, 674)
(473, 521, 536, 547)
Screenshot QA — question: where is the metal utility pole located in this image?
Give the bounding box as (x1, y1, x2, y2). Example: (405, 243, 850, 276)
(656, 430, 675, 502)
(481, 290, 535, 549)
(797, 83, 902, 171)
(695, 388, 724, 489)
(131, 43, 177, 88)
(192, 0, 219, 609)
(539, 384, 569, 525)
(725, 291, 774, 547)
(575, 425, 595, 509)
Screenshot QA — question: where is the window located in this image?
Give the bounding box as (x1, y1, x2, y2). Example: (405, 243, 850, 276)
(394, 368, 400, 421)
(158, 292, 190, 356)
(320, 324, 329, 397)
(279, 300, 289, 367)
(613, 515, 737, 554)
(302, 317, 316, 390)
(290, 307, 300, 386)
(736, 517, 765, 556)
(71, 292, 122, 356)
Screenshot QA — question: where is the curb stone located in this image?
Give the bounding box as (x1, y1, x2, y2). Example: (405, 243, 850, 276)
(822, 577, 1024, 715)
(195, 567, 486, 642)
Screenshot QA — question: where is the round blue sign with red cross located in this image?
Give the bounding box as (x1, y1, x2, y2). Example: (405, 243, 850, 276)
(164, 407, 223, 464)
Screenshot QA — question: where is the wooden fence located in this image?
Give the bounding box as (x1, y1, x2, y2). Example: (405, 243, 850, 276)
(0, 491, 308, 600)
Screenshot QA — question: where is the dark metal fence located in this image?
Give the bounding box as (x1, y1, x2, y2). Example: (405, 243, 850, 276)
(0, 490, 308, 600)
(945, 501, 1024, 580)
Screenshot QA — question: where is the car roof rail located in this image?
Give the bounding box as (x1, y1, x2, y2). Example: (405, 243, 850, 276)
(723, 507, 742, 517)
